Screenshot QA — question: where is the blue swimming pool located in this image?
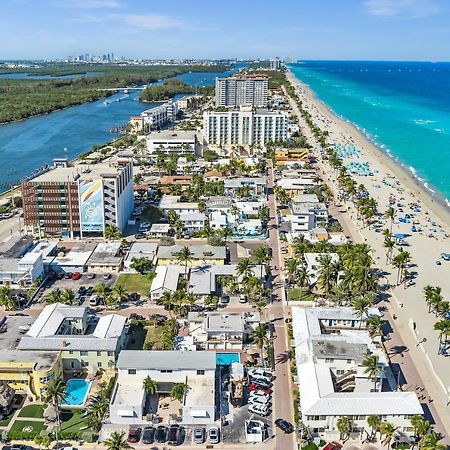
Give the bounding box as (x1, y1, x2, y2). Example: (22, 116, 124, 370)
(216, 353, 240, 366)
(62, 379, 92, 407)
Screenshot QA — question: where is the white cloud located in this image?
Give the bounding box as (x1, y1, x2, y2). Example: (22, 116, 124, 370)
(117, 14, 186, 30)
(54, 0, 121, 8)
(364, 0, 441, 18)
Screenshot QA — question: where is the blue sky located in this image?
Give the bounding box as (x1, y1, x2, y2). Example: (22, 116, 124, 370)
(2, 0, 450, 60)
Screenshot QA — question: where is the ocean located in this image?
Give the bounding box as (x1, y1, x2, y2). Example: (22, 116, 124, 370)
(289, 61, 450, 204)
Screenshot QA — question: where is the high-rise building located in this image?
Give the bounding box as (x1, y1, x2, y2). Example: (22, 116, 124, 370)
(21, 158, 133, 238)
(270, 58, 282, 70)
(203, 106, 288, 149)
(215, 74, 269, 107)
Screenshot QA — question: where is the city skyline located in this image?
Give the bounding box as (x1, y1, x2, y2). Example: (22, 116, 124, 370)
(2, 0, 450, 61)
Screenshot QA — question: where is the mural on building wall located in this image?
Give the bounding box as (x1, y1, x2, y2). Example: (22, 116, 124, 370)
(79, 179, 104, 232)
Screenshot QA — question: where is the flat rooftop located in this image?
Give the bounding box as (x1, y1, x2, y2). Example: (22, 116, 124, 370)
(312, 338, 368, 364)
(148, 130, 196, 142)
(0, 350, 60, 372)
(205, 313, 245, 333)
(184, 375, 215, 407)
(0, 316, 36, 350)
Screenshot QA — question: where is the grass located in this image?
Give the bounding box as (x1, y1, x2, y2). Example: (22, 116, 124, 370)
(58, 410, 87, 434)
(18, 404, 45, 418)
(0, 412, 14, 427)
(143, 320, 177, 351)
(302, 443, 318, 450)
(116, 273, 152, 296)
(287, 287, 315, 302)
(8, 419, 47, 437)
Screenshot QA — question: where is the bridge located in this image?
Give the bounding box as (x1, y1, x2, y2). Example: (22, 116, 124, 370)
(97, 86, 147, 91)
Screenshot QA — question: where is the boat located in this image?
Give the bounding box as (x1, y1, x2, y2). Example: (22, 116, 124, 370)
(103, 100, 109, 106)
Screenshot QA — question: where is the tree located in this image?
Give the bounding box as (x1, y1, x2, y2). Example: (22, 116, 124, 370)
(433, 319, 450, 354)
(175, 246, 194, 281)
(392, 249, 411, 285)
(94, 282, 110, 299)
(419, 430, 445, 450)
(250, 323, 269, 365)
(113, 284, 128, 302)
(351, 296, 372, 329)
(317, 254, 339, 297)
(362, 354, 380, 391)
(410, 415, 431, 444)
(103, 431, 132, 450)
(44, 377, 66, 446)
(45, 289, 61, 305)
(251, 245, 271, 272)
(336, 416, 351, 442)
(219, 227, 233, 245)
(60, 289, 75, 305)
(367, 414, 381, 441)
(104, 225, 122, 240)
(385, 207, 396, 235)
(143, 376, 158, 395)
(379, 422, 398, 450)
(0, 285, 16, 311)
(236, 257, 254, 280)
(383, 236, 395, 264)
(130, 257, 153, 274)
(171, 383, 188, 402)
(366, 315, 383, 338)
(258, 205, 270, 222)
(34, 434, 53, 450)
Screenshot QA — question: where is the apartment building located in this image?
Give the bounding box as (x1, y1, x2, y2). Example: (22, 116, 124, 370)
(215, 75, 269, 107)
(203, 106, 288, 149)
(292, 307, 422, 442)
(21, 158, 133, 238)
(147, 130, 199, 155)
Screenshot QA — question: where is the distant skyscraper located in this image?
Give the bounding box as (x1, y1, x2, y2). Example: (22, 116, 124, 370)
(215, 74, 269, 107)
(270, 58, 282, 70)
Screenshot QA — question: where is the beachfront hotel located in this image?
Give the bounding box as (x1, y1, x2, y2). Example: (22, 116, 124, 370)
(21, 157, 133, 238)
(215, 74, 269, 107)
(203, 106, 288, 150)
(292, 307, 422, 443)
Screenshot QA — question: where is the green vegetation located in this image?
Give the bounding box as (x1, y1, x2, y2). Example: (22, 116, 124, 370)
(0, 64, 226, 124)
(8, 420, 47, 439)
(140, 78, 213, 102)
(18, 403, 46, 418)
(143, 319, 178, 350)
(0, 411, 14, 427)
(302, 443, 318, 450)
(58, 410, 88, 436)
(116, 273, 152, 296)
(287, 287, 315, 302)
(143, 205, 163, 223)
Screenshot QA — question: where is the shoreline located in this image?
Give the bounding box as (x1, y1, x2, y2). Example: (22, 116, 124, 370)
(286, 68, 450, 227)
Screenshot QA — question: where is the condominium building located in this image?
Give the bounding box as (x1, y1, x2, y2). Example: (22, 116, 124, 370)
(215, 74, 269, 107)
(270, 59, 282, 70)
(203, 107, 288, 149)
(140, 100, 179, 129)
(146, 130, 200, 155)
(21, 158, 133, 238)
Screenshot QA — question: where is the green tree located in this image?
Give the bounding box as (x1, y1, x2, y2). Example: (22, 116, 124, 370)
(143, 376, 158, 395)
(366, 315, 383, 338)
(379, 422, 398, 450)
(384, 207, 396, 235)
(250, 323, 269, 364)
(236, 257, 254, 280)
(362, 354, 380, 392)
(113, 284, 128, 302)
(351, 296, 373, 329)
(45, 289, 61, 305)
(171, 383, 188, 402)
(44, 377, 66, 445)
(130, 257, 153, 274)
(175, 246, 194, 281)
(251, 245, 271, 272)
(336, 416, 351, 442)
(34, 434, 53, 450)
(103, 431, 132, 450)
(0, 285, 16, 311)
(104, 225, 122, 240)
(367, 414, 381, 441)
(94, 282, 110, 299)
(60, 288, 75, 305)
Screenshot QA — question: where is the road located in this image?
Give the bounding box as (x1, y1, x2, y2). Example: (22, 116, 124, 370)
(266, 159, 296, 449)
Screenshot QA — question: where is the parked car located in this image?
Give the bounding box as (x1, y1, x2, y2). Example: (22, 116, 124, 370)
(64, 272, 73, 279)
(142, 427, 155, 444)
(167, 424, 183, 446)
(71, 272, 81, 280)
(77, 286, 86, 295)
(129, 313, 145, 321)
(127, 427, 141, 443)
(87, 273, 96, 280)
(103, 273, 111, 280)
(248, 384, 272, 394)
(248, 368, 273, 379)
(248, 403, 270, 416)
(134, 233, 146, 239)
(155, 426, 167, 443)
(85, 286, 94, 295)
(220, 295, 230, 304)
(322, 442, 343, 450)
(207, 426, 220, 444)
(249, 396, 271, 406)
(249, 391, 271, 402)
(274, 418, 294, 434)
(239, 294, 248, 303)
(89, 295, 99, 307)
(193, 427, 205, 444)
(250, 378, 272, 389)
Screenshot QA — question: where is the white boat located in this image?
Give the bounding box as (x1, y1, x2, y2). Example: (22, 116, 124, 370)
(103, 100, 109, 106)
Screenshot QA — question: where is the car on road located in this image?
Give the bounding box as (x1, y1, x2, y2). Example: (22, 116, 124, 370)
(322, 442, 343, 450)
(274, 418, 294, 434)
(142, 426, 155, 444)
(208, 426, 220, 444)
(155, 425, 167, 443)
(239, 294, 248, 303)
(248, 403, 270, 416)
(127, 427, 141, 443)
(193, 427, 205, 444)
(71, 272, 81, 280)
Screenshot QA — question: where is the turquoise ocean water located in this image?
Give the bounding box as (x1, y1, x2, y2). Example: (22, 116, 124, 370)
(289, 61, 450, 205)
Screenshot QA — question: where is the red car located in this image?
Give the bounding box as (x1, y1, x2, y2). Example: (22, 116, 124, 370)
(71, 272, 81, 280)
(248, 383, 272, 394)
(127, 427, 142, 443)
(323, 442, 343, 450)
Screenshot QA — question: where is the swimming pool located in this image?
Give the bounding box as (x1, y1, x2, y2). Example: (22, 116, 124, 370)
(216, 353, 240, 366)
(62, 379, 92, 407)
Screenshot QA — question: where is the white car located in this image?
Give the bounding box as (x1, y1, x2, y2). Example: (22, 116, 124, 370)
(248, 368, 273, 379)
(249, 396, 271, 406)
(248, 403, 270, 416)
(249, 391, 271, 401)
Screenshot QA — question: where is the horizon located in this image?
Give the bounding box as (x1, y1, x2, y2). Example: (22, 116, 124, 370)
(2, 0, 450, 60)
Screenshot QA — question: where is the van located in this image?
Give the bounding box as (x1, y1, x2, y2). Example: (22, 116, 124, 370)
(239, 294, 247, 303)
(89, 295, 99, 307)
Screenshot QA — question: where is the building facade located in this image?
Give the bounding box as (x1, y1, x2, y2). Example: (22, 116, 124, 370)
(22, 158, 133, 238)
(203, 107, 288, 149)
(215, 75, 269, 107)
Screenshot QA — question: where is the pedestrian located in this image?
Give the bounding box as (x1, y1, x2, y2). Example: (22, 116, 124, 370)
(428, 396, 433, 403)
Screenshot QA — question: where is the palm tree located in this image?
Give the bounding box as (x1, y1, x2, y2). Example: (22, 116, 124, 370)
(34, 434, 53, 450)
(176, 246, 194, 282)
(44, 377, 66, 446)
(159, 291, 174, 317)
(352, 296, 372, 329)
(0, 285, 16, 311)
(219, 227, 233, 245)
(292, 235, 310, 259)
(366, 315, 383, 338)
(230, 205, 240, 223)
(392, 249, 411, 285)
(410, 415, 431, 445)
(113, 284, 128, 302)
(104, 225, 122, 240)
(317, 254, 339, 297)
(94, 282, 110, 299)
(419, 430, 445, 450)
(143, 376, 158, 395)
(103, 431, 132, 450)
(433, 319, 450, 355)
(171, 383, 188, 403)
(236, 257, 254, 279)
(379, 422, 398, 450)
(336, 416, 351, 442)
(251, 245, 271, 273)
(250, 323, 269, 365)
(45, 289, 61, 305)
(384, 207, 396, 235)
(367, 414, 381, 441)
(383, 236, 395, 264)
(362, 354, 380, 391)
(60, 288, 75, 305)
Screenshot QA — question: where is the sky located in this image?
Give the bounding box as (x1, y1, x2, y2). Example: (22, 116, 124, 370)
(1, 0, 450, 60)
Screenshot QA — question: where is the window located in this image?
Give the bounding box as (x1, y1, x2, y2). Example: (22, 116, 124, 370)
(81, 361, 88, 367)
(107, 351, 114, 356)
(347, 359, 352, 364)
(197, 369, 205, 375)
(325, 358, 334, 363)
(69, 351, 74, 355)
(160, 369, 173, 373)
(97, 351, 102, 356)
(128, 369, 136, 375)
(80, 351, 88, 356)
(97, 362, 102, 368)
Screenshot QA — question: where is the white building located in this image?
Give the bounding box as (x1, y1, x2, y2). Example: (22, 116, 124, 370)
(292, 194, 328, 223)
(124, 243, 158, 272)
(158, 195, 199, 215)
(178, 212, 207, 235)
(203, 107, 288, 150)
(292, 307, 422, 442)
(141, 100, 178, 129)
(149, 265, 185, 301)
(146, 130, 200, 156)
(109, 350, 216, 425)
(215, 75, 269, 107)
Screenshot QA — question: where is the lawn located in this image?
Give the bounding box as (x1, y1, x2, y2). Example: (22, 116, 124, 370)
(8, 420, 47, 438)
(143, 320, 178, 351)
(287, 287, 315, 302)
(18, 404, 45, 418)
(58, 410, 88, 434)
(116, 273, 152, 296)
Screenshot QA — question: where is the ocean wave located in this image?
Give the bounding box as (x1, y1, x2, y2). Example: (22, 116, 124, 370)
(424, 183, 436, 194)
(434, 128, 445, 133)
(413, 119, 437, 125)
(409, 166, 417, 177)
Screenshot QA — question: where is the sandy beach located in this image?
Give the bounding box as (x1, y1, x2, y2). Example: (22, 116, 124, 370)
(285, 68, 450, 437)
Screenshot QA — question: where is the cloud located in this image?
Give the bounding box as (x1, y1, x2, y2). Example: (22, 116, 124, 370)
(117, 14, 186, 31)
(53, 0, 121, 8)
(364, 0, 441, 18)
